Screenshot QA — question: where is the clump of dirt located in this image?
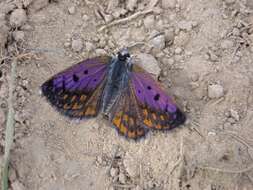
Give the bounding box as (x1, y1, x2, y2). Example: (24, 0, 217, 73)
(1, 0, 253, 190)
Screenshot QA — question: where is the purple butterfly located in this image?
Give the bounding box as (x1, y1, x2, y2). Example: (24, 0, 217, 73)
(41, 49, 186, 140)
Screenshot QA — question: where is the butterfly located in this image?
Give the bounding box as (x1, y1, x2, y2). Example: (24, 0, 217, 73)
(41, 49, 186, 140)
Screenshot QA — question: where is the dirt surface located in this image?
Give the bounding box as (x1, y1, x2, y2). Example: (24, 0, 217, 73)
(1, 0, 253, 190)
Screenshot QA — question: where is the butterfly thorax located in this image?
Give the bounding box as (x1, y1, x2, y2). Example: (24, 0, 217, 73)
(101, 56, 130, 115)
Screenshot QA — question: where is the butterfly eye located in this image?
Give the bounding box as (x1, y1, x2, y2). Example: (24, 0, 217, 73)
(73, 74, 79, 82)
(84, 70, 88, 74)
(138, 90, 141, 93)
(147, 86, 152, 90)
(154, 93, 160, 101)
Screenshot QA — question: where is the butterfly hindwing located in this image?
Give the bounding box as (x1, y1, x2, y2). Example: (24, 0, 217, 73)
(109, 85, 149, 140)
(130, 64, 186, 130)
(41, 56, 111, 118)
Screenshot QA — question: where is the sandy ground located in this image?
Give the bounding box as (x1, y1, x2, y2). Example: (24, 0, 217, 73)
(1, 0, 253, 189)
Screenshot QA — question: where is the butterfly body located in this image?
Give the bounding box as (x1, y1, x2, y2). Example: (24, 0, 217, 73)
(41, 49, 186, 140)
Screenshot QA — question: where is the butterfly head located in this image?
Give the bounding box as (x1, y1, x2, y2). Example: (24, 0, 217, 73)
(117, 48, 130, 62)
(117, 48, 134, 71)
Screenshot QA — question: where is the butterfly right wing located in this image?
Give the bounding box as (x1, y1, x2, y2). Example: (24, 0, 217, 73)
(41, 56, 112, 118)
(130, 64, 186, 130)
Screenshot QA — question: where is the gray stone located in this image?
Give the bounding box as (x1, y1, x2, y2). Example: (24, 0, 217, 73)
(161, 0, 177, 9)
(118, 173, 127, 184)
(0, 109, 5, 126)
(208, 84, 224, 99)
(9, 9, 27, 28)
(143, 15, 155, 29)
(13, 31, 25, 42)
(110, 167, 119, 177)
(126, 0, 138, 11)
(68, 6, 76, 15)
(28, 0, 49, 12)
(134, 53, 161, 77)
(123, 153, 138, 178)
(150, 34, 166, 50)
(71, 38, 83, 52)
(230, 109, 240, 121)
(0, 24, 9, 49)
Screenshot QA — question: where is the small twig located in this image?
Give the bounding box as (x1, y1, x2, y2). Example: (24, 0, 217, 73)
(246, 173, 253, 186)
(1, 59, 16, 190)
(99, 9, 154, 32)
(112, 183, 136, 188)
(169, 137, 184, 175)
(199, 164, 253, 174)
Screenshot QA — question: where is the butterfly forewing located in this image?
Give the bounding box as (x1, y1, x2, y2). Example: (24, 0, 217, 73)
(130, 64, 186, 130)
(41, 56, 112, 118)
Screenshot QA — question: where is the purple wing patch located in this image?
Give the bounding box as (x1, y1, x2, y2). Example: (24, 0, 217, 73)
(41, 56, 111, 118)
(130, 65, 186, 130)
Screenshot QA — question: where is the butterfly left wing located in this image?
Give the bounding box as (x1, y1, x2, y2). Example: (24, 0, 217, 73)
(41, 56, 111, 118)
(130, 64, 186, 130)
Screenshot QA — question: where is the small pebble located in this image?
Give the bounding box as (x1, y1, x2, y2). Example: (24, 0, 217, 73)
(28, 0, 49, 12)
(232, 27, 240, 36)
(11, 181, 25, 190)
(85, 42, 95, 52)
(162, 0, 176, 9)
(71, 38, 83, 52)
(134, 185, 143, 190)
(177, 20, 193, 31)
(82, 14, 89, 21)
(95, 48, 107, 55)
(118, 173, 127, 184)
(0, 24, 9, 49)
(175, 47, 182, 54)
(123, 153, 138, 178)
(208, 84, 224, 99)
(191, 73, 199, 82)
(13, 31, 25, 42)
(68, 6, 76, 15)
(164, 28, 175, 45)
(150, 34, 166, 50)
(174, 31, 190, 47)
(0, 109, 5, 128)
(230, 109, 240, 121)
(143, 15, 155, 29)
(225, 0, 235, 5)
(64, 42, 71, 48)
(126, 0, 138, 11)
(110, 167, 119, 177)
(227, 117, 236, 124)
(220, 39, 234, 49)
(9, 9, 27, 28)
